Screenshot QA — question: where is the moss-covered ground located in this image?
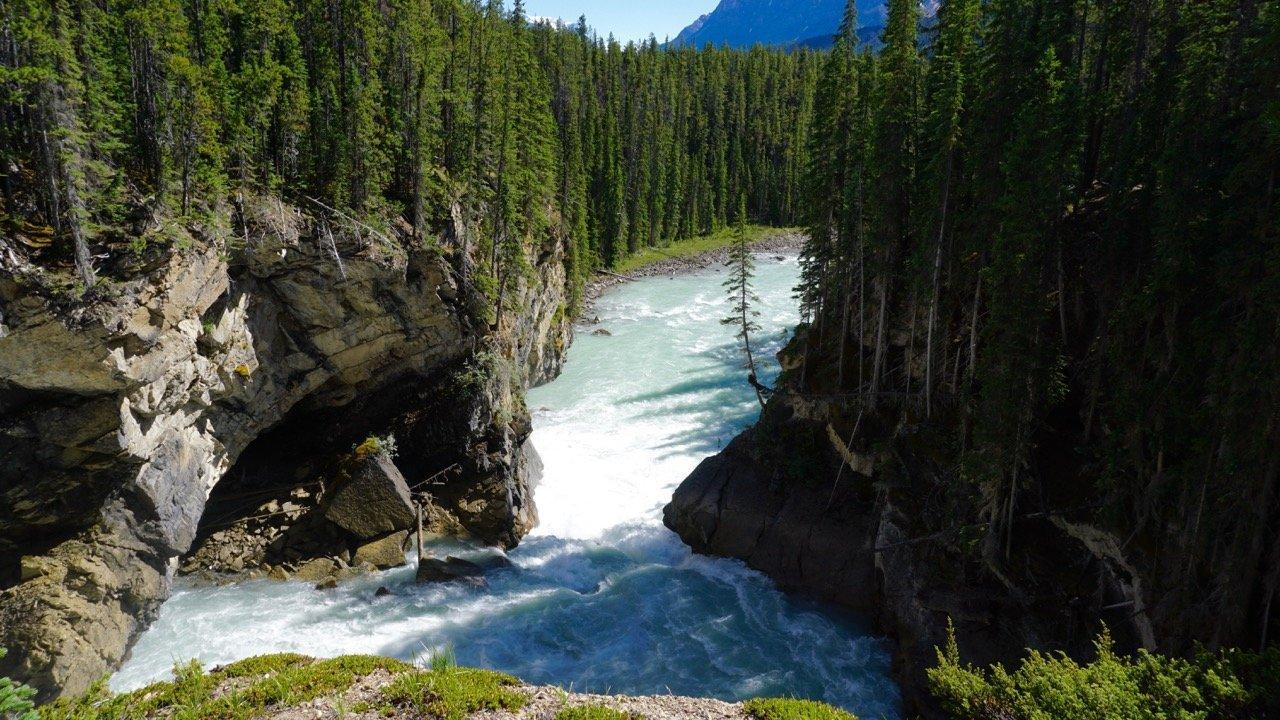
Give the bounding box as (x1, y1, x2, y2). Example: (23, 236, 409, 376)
(34, 651, 860, 720)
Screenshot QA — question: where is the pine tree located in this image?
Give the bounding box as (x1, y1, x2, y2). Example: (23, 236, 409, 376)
(798, 0, 859, 331)
(920, 0, 980, 412)
(386, 0, 444, 236)
(226, 0, 308, 189)
(723, 196, 764, 407)
(3, 0, 103, 286)
(867, 0, 921, 402)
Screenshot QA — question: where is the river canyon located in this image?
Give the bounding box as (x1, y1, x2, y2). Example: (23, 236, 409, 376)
(110, 254, 902, 719)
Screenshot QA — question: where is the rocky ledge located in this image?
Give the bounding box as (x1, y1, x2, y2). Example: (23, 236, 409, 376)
(0, 196, 571, 701)
(41, 652, 855, 720)
(665, 383, 1157, 718)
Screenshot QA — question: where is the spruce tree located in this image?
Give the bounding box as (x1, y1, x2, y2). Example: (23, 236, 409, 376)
(722, 197, 764, 407)
(920, 0, 980, 412)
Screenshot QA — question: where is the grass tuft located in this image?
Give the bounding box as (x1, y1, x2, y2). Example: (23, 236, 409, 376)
(428, 645, 458, 673)
(380, 667, 525, 720)
(742, 698, 859, 720)
(41, 661, 242, 720)
(239, 655, 412, 708)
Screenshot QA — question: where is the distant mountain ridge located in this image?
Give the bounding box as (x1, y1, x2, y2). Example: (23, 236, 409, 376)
(671, 0, 887, 49)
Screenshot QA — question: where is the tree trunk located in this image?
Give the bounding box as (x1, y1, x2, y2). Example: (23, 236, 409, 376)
(967, 275, 981, 388)
(858, 204, 866, 393)
(926, 151, 953, 415)
(39, 81, 95, 289)
(837, 276, 852, 390)
(1057, 235, 1068, 345)
(870, 275, 890, 406)
(740, 268, 764, 409)
(905, 290, 917, 399)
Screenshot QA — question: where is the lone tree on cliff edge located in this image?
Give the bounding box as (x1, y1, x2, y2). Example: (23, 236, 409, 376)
(723, 198, 765, 408)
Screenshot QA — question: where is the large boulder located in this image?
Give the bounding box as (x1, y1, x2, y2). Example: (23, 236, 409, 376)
(416, 556, 485, 584)
(353, 531, 410, 569)
(292, 557, 337, 583)
(323, 452, 416, 540)
(385, 358, 542, 550)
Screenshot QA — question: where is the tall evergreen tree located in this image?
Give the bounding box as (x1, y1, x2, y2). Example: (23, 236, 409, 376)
(723, 197, 764, 407)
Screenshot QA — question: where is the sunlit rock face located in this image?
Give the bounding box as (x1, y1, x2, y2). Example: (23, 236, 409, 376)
(0, 197, 571, 701)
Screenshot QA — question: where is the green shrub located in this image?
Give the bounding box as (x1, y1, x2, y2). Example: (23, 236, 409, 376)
(380, 667, 525, 720)
(0, 649, 38, 720)
(927, 623, 1259, 720)
(352, 434, 398, 460)
(1222, 646, 1280, 717)
(742, 697, 858, 720)
(554, 704, 640, 720)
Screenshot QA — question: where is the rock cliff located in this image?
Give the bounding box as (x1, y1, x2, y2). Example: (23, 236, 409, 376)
(664, 341, 1158, 717)
(0, 196, 572, 700)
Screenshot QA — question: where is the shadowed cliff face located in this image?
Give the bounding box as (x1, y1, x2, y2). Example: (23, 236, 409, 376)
(0, 197, 571, 700)
(663, 364, 1156, 718)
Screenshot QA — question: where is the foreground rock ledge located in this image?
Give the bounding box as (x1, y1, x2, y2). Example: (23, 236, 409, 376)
(40, 653, 854, 720)
(0, 197, 571, 700)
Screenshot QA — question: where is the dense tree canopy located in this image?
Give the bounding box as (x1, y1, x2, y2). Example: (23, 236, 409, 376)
(0, 0, 818, 311)
(795, 0, 1279, 652)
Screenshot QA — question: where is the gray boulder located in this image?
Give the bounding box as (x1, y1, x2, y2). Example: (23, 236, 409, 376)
(323, 452, 416, 540)
(416, 556, 484, 584)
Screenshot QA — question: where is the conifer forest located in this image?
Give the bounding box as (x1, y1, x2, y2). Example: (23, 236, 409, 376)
(1, 0, 1278, 717)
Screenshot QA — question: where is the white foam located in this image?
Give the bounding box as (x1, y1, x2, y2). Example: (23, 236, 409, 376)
(112, 255, 901, 718)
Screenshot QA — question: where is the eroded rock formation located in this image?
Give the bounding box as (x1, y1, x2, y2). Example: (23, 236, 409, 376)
(0, 197, 571, 700)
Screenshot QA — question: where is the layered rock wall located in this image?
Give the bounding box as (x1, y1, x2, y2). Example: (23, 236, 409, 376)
(0, 197, 571, 699)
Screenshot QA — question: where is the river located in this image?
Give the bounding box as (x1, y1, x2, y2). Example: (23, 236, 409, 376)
(113, 253, 901, 718)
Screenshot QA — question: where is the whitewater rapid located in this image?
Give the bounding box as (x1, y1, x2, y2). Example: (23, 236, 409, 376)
(113, 253, 901, 718)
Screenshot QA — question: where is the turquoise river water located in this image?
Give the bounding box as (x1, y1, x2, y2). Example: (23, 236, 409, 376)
(113, 253, 901, 718)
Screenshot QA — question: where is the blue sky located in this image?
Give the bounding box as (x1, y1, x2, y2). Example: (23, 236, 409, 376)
(524, 0, 719, 43)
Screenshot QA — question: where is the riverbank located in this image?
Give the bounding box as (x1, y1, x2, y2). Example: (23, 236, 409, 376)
(585, 227, 804, 306)
(43, 653, 857, 720)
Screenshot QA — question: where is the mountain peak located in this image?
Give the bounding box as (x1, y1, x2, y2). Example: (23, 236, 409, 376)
(672, 0, 888, 49)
